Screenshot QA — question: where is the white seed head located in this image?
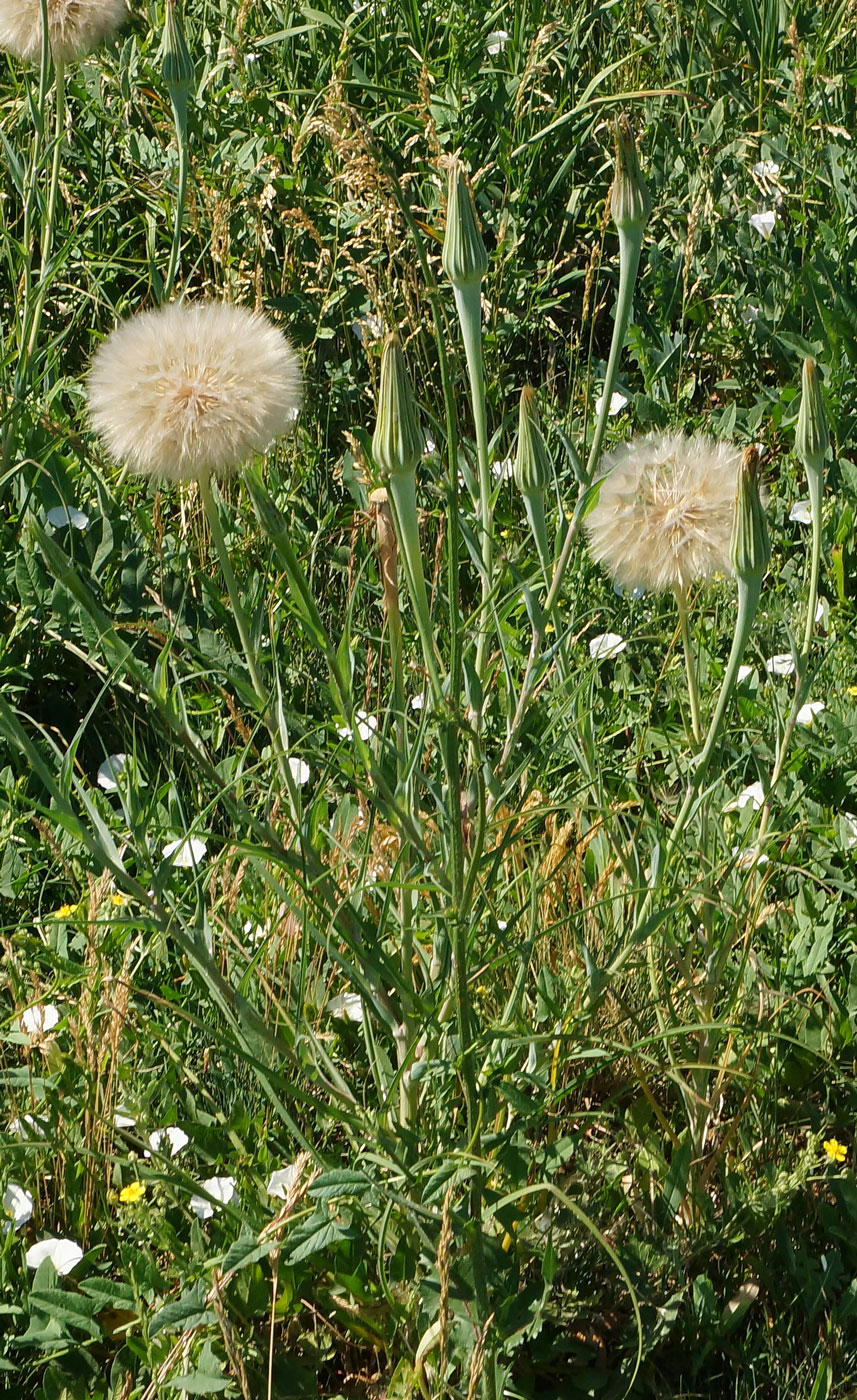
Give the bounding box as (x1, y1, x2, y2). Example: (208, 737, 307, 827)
(585, 431, 740, 593)
(88, 301, 302, 484)
(0, 0, 127, 64)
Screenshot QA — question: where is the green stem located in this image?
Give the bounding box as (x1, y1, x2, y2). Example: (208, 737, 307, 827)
(385, 471, 444, 702)
(452, 280, 493, 689)
(163, 93, 189, 301)
(584, 225, 643, 485)
(198, 471, 268, 706)
(674, 582, 703, 746)
(23, 58, 65, 367)
(801, 467, 823, 662)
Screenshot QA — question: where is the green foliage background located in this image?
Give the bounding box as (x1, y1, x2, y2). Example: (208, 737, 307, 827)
(3, 1, 857, 1398)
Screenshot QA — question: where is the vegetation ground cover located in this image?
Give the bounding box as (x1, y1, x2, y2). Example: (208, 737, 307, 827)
(3, 1, 857, 1397)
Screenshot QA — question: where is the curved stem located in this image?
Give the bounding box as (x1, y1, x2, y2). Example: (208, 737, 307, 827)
(163, 93, 189, 301)
(674, 582, 703, 746)
(198, 471, 268, 706)
(584, 226, 642, 485)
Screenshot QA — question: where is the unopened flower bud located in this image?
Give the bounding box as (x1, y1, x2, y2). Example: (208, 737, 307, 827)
(441, 158, 488, 289)
(613, 115, 651, 235)
(372, 334, 423, 480)
(795, 357, 829, 473)
(161, 0, 194, 108)
(730, 445, 770, 582)
(514, 387, 552, 497)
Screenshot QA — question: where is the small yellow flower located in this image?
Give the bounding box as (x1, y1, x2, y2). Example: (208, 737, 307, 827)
(54, 903, 78, 919)
(544, 623, 555, 634)
(110, 893, 129, 907)
(119, 1181, 146, 1204)
(848, 686, 857, 697)
(823, 1138, 847, 1164)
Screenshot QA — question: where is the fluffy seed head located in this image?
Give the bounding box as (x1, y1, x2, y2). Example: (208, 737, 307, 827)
(585, 431, 740, 593)
(88, 301, 302, 484)
(0, 0, 127, 64)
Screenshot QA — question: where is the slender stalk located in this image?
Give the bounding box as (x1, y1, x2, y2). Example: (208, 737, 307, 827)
(23, 58, 66, 366)
(384, 472, 444, 702)
(198, 471, 268, 705)
(452, 281, 493, 688)
(801, 468, 823, 662)
(163, 95, 189, 301)
(674, 582, 703, 745)
(584, 226, 643, 485)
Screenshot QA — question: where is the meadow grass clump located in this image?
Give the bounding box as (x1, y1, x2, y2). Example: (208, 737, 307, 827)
(2, 4, 857, 1400)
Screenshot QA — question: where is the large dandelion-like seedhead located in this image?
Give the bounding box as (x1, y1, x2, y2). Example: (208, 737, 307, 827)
(88, 302, 302, 484)
(585, 431, 740, 593)
(0, 0, 127, 65)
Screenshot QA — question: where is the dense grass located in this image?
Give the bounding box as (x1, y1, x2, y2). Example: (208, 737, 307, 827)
(3, 1, 857, 1397)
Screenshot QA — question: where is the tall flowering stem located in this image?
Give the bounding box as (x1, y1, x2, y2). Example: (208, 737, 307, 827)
(197, 470, 267, 706)
(442, 159, 493, 692)
(583, 116, 650, 487)
(160, 0, 194, 301)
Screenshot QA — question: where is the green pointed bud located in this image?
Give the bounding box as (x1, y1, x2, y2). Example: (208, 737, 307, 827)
(613, 115, 651, 235)
(514, 387, 552, 496)
(372, 334, 423, 480)
(161, 0, 194, 105)
(795, 357, 828, 473)
(730, 445, 770, 582)
(441, 158, 488, 290)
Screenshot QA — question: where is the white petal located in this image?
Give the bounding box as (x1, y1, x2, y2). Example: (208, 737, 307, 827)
(46, 505, 89, 530)
(589, 632, 627, 660)
(841, 814, 857, 850)
(765, 653, 796, 676)
(410, 694, 424, 711)
(328, 992, 364, 1023)
(491, 456, 514, 481)
(733, 845, 770, 870)
(20, 1004, 60, 1037)
(26, 1238, 83, 1274)
(267, 1164, 299, 1200)
(595, 390, 629, 417)
(486, 28, 509, 53)
(162, 837, 207, 868)
(9, 1114, 47, 1139)
(287, 757, 310, 786)
(145, 1126, 189, 1158)
(796, 700, 825, 726)
(749, 210, 777, 239)
(724, 781, 765, 813)
(97, 753, 127, 791)
(114, 1110, 136, 1129)
(789, 500, 812, 524)
(3, 1183, 33, 1232)
(190, 1176, 237, 1218)
(737, 664, 755, 682)
(741, 306, 760, 325)
(815, 596, 828, 625)
(753, 159, 780, 179)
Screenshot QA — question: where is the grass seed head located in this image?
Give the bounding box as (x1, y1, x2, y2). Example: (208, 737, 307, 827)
(0, 0, 127, 65)
(585, 431, 740, 593)
(87, 301, 302, 484)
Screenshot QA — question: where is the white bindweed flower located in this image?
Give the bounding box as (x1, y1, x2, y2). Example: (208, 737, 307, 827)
(3, 1183, 33, 1233)
(162, 837, 207, 868)
(287, 756, 310, 786)
(595, 390, 629, 417)
(97, 753, 127, 791)
(114, 1109, 136, 1129)
(492, 456, 514, 481)
(796, 700, 825, 726)
(733, 845, 770, 871)
(8, 1114, 47, 1139)
(753, 159, 780, 179)
(842, 814, 857, 849)
(190, 1176, 237, 1220)
(724, 781, 765, 812)
(336, 710, 377, 743)
(486, 28, 509, 54)
(589, 632, 627, 660)
(410, 694, 424, 712)
(765, 653, 796, 677)
(789, 500, 812, 524)
(267, 1164, 299, 1199)
(46, 505, 89, 530)
(0, 0, 127, 64)
(737, 664, 755, 683)
(749, 211, 777, 239)
(145, 1127, 189, 1158)
(88, 302, 301, 485)
(741, 306, 760, 325)
(20, 1004, 59, 1038)
(328, 992, 364, 1023)
(25, 1238, 83, 1274)
(585, 432, 740, 593)
(816, 596, 828, 626)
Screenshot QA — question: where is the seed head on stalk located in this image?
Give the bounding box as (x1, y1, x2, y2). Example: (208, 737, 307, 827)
(87, 301, 301, 483)
(0, 0, 127, 64)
